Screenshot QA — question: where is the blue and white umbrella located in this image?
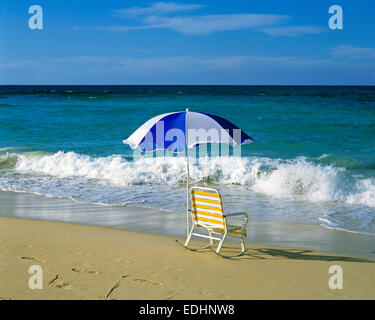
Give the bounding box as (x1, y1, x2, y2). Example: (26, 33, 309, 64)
(123, 109, 254, 235)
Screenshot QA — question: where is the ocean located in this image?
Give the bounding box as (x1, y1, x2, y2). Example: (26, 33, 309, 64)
(1, 85, 375, 235)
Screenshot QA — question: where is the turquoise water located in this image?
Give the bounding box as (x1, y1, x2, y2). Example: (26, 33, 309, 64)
(1, 85, 375, 234)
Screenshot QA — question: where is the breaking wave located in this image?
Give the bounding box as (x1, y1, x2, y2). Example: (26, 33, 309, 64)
(1, 150, 374, 208)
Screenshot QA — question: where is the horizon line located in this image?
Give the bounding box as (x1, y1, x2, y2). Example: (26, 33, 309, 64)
(1, 84, 375, 87)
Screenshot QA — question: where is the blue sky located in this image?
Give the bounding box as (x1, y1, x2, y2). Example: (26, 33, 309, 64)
(1, 0, 375, 84)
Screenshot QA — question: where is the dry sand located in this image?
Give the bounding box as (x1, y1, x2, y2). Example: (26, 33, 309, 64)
(0, 217, 374, 300)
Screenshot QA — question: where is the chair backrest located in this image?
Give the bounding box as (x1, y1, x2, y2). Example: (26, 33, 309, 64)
(190, 186, 225, 230)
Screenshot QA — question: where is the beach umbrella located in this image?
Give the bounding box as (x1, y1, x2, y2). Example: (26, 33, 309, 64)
(123, 109, 254, 236)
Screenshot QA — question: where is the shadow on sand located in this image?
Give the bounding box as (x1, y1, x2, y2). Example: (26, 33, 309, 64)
(176, 240, 375, 263)
(236, 247, 374, 263)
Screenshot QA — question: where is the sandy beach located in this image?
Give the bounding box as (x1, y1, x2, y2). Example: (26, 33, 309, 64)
(1, 214, 374, 300)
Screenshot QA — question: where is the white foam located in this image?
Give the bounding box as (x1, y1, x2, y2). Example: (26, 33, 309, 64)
(252, 157, 347, 202)
(345, 178, 375, 208)
(15, 151, 187, 186)
(7, 151, 375, 208)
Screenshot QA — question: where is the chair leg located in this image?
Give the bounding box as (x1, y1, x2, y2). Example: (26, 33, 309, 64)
(216, 232, 227, 254)
(241, 237, 246, 252)
(208, 230, 214, 246)
(176, 226, 211, 252)
(211, 233, 248, 259)
(184, 229, 193, 247)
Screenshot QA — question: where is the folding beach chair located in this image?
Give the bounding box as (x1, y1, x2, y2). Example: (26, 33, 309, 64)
(177, 186, 249, 258)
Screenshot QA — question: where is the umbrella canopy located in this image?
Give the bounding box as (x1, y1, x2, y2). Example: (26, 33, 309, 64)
(123, 109, 254, 236)
(123, 110, 254, 152)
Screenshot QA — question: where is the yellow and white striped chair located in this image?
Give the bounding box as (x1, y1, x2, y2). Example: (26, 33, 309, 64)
(181, 186, 248, 258)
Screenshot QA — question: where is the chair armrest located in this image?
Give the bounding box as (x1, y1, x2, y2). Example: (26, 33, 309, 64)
(223, 212, 248, 218)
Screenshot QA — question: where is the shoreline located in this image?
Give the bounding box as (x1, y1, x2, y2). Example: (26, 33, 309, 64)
(1, 190, 375, 260)
(1, 216, 375, 299)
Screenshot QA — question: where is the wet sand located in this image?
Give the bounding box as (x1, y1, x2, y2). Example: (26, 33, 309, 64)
(1, 190, 375, 260)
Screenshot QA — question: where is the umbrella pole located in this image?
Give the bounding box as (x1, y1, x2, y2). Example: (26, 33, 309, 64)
(185, 108, 190, 237)
(186, 147, 190, 237)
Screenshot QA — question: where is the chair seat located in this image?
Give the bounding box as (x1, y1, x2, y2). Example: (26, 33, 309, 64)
(214, 224, 247, 237)
(196, 224, 246, 236)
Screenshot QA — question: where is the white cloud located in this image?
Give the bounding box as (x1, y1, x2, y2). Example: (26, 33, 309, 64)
(114, 2, 204, 18)
(92, 25, 155, 32)
(0, 60, 38, 69)
(332, 45, 375, 60)
(94, 14, 289, 35)
(77, 2, 328, 37)
(3, 55, 375, 85)
(32, 55, 333, 73)
(263, 26, 325, 37)
(109, 2, 290, 35)
(51, 56, 111, 64)
(145, 14, 289, 35)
